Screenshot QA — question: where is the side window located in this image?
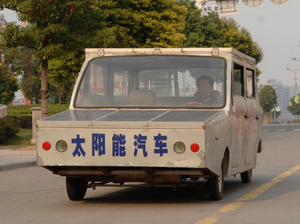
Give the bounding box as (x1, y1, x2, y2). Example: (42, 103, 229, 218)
(246, 69, 255, 98)
(233, 63, 244, 96)
(114, 71, 129, 97)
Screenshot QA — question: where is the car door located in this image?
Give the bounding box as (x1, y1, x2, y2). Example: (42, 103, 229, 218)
(244, 68, 262, 165)
(231, 62, 250, 168)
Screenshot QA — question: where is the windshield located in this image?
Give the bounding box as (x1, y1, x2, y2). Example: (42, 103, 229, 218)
(74, 55, 226, 108)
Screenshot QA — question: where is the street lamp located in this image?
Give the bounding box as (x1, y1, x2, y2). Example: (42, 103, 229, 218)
(271, 105, 281, 123)
(292, 57, 300, 62)
(286, 67, 300, 96)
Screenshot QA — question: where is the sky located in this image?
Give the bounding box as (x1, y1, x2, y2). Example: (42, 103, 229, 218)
(225, 0, 300, 86)
(1, 0, 300, 86)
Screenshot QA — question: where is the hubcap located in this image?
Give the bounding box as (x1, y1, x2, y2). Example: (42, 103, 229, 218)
(218, 172, 223, 193)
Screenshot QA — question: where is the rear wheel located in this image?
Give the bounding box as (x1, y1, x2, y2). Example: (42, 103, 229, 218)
(240, 169, 252, 183)
(66, 177, 87, 201)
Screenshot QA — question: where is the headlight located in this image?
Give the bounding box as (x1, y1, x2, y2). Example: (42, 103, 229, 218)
(173, 141, 186, 154)
(56, 140, 68, 152)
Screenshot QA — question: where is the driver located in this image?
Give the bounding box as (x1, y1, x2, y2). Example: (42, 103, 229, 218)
(185, 75, 219, 106)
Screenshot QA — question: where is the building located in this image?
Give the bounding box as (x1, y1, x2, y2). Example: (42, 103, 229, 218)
(13, 90, 31, 106)
(287, 86, 300, 98)
(265, 79, 291, 116)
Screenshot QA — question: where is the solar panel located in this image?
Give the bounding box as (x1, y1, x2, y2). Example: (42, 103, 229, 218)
(43, 110, 221, 122)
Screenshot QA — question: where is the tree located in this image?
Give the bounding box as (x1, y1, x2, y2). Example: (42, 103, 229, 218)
(221, 19, 263, 64)
(96, 0, 187, 48)
(20, 52, 41, 103)
(259, 85, 277, 124)
(287, 95, 300, 118)
(178, 0, 263, 65)
(47, 0, 187, 105)
(0, 63, 18, 104)
(2, 47, 41, 103)
(179, 1, 223, 47)
(48, 51, 83, 104)
(0, 0, 105, 117)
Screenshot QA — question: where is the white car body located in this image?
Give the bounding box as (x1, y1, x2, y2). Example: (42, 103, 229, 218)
(37, 48, 263, 200)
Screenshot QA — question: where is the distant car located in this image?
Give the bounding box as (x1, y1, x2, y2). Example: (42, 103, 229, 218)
(0, 104, 7, 119)
(37, 48, 263, 201)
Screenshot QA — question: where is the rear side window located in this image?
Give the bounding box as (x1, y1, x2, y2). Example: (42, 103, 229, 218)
(246, 69, 255, 98)
(233, 63, 244, 96)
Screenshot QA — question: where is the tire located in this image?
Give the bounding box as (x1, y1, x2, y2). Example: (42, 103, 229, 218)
(207, 171, 224, 201)
(207, 156, 227, 201)
(66, 177, 87, 201)
(240, 169, 252, 183)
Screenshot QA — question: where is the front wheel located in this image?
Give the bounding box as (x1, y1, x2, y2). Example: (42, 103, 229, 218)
(240, 170, 252, 183)
(207, 154, 228, 201)
(207, 172, 224, 201)
(66, 177, 87, 201)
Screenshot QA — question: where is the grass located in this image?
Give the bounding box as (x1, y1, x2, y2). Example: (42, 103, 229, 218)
(1, 104, 68, 148)
(0, 128, 33, 148)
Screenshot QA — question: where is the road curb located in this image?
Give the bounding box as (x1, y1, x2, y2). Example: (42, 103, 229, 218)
(0, 161, 36, 171)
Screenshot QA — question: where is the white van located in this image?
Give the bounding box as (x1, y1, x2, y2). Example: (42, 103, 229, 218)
(37, 48, 263, 201)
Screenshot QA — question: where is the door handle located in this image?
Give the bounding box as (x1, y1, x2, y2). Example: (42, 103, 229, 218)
(255, 115, 259, 120)
(244, 113, 249, 119)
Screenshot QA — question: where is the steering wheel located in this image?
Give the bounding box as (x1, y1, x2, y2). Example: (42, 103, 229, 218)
(183, 101, 205, 107)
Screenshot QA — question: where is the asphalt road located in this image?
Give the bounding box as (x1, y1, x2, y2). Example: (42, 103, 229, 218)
(1, 125, 300, 224)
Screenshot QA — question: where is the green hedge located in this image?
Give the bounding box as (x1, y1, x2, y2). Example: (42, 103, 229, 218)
(1, 105, 68, 143)
(11, 116, 32, 129)
(48, 104, 69, 115)
(292, 119, 300, 123)
(6, 104, 69, 130)
(0, 117, 19, 143)
(8, 104, 69, 116)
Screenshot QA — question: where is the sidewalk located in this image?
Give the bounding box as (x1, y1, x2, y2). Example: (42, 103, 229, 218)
(0, 146, 36, 171)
